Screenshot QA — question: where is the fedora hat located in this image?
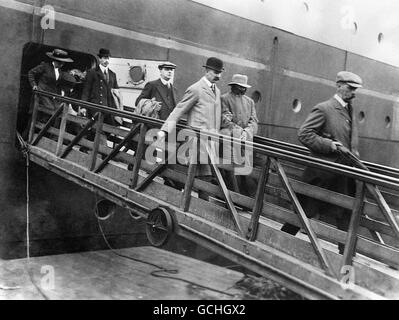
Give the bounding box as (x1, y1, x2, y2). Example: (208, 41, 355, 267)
(46, 49, 73, 63)
(158, 61, 177, 69)
(228, 74, 251, 88)
(203, 57, 224, 72)
(98, 48, 111, 58)
(336, 71, 363, 88)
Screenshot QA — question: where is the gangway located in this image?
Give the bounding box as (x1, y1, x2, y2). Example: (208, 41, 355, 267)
(22, 90, 399, 300)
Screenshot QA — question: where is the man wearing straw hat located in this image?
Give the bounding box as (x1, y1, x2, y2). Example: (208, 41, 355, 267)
(28, 48, 74, 111)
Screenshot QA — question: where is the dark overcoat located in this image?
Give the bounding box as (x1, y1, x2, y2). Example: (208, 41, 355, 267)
(135, 79, 177, 120)
(81, 67, 119, 125)
(28, 61, 61, 111)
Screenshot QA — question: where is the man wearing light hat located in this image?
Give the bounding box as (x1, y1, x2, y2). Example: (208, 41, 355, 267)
(220, 74, 258, 196)
(135, 61, 178, 120)
(221, 74, 258, 141)
(281, 70, 362, 254)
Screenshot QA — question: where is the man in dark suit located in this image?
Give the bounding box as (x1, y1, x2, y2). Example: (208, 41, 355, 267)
(135, 61, 178, 120)
(280, 71, 363, 254)
(81, 48, 119, 126)
(28, 48, 74, 111)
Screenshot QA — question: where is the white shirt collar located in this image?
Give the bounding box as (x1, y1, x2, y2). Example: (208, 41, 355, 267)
(202, 76, 213, 88)
(52, 62, 60, 80)
(334, 94, 347, 108)
(99, 64, 108, 73)
(160, 77, 171, 86)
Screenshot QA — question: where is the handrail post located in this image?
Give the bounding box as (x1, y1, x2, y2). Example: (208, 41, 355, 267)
(129, 123, 147, 188)
(246, 156, 271, 241)
(274, 158, 336, 277)
(341, 180, 366, 269)
(89, 112, 104, 171)
(56, 103, 69, 156)
(28, 92, 39, 143)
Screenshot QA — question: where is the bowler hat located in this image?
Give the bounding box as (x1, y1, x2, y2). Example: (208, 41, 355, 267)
(228, 74, 251, 88)
(203, 57, 224, 72)
(46, 49, 73, 63)
(336, 71, 363, 88)
(98, 48, 111, 58)
(158, 61, 177, 70)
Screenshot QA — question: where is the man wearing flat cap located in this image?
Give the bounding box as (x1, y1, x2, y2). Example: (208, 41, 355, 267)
(157, 57, 224, 198)
(28, 48, 74, 112)
(281, 70, 362, 254)
(135, 61, 178, 120)
(81, 48, 120, 126)
(220, 74, 259, 196)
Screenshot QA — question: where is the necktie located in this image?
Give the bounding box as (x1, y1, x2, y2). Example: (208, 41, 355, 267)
(211, 84, 216, 94)
(346, 103, 353, 120)
(104, 70, 109, 83)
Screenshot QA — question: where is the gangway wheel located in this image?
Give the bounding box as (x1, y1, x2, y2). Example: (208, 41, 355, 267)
(145, 207, 174, 247)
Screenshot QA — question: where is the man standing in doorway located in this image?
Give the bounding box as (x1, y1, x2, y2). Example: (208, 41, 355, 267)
(81, 48, 120, 126)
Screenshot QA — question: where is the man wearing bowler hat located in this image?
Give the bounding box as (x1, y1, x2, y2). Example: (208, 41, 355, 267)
(135, 61, 178, 120)
(157, 57, 224, 199)
(220, 74, 259, 197)
(81, 48, 120, 126)
(28, 48, 74, 112)
(280, 71, 363, 254)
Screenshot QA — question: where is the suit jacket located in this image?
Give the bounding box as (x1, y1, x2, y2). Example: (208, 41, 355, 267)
(135, 79, 177, 120)
(28, 61, 60, 94)
(298, 97, 359, 163)
(28, 61, 61, 111)
(81, 67, 119, 124)
(161, 77, 222, 176)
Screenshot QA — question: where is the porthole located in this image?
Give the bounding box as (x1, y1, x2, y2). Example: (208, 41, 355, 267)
(292, 99, 302, 113)
(129, 65, 145, 85)
(352, 22, 358, 34)
(251, 90, 262, 103)
(385, 116, 391, 128)
(358, 111, 365, 123)
(378, 33, 384, 44)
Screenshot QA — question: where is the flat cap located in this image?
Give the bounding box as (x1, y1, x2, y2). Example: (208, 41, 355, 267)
(336, 71, 363, 88)
(158, 61, 177, 69)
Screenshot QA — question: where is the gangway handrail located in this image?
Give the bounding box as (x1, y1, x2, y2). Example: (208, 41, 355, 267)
(27, 89, 399, 294)
(254, 135, 399, 178)
(32, 90, 399, 192)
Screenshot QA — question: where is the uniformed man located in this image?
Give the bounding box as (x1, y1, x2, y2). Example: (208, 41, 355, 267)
(81, 48, 119, 126)
(135, 61, 178, 120)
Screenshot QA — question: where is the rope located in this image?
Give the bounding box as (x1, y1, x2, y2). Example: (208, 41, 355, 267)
(93, 194, 236, 298)
(15, 132, 49, 300)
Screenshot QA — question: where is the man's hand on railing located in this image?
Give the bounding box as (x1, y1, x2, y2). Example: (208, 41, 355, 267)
(78, 107, 87, 117)
(32, 85, 38, 91)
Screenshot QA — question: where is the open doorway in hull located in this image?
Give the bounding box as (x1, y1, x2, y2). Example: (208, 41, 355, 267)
(16, 42, 97, 138)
